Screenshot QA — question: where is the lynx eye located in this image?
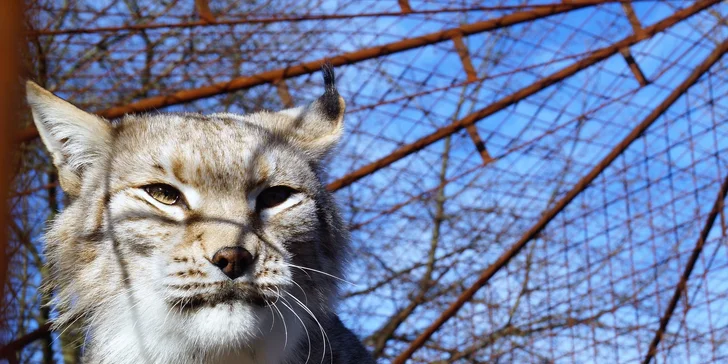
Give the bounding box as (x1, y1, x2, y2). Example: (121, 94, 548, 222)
(143, 184, 181, 205)
(257, 186, 296, 210)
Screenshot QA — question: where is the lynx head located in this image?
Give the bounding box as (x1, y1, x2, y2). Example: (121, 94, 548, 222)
(27, 65, 349, 362)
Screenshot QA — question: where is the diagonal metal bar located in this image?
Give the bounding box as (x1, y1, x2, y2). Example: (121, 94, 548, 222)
(641, 174, 728, 364)
(391, 36, 728, 364)
(398, 0, 413, 14)
(621, 46, 650, 86)
(326, 0, 719, 192)
(452, 34, 478, 82)
(0, 323, 51, 360)
(465, 124, 494, 164)
(451, 33, 495, 164)
(275, 79, 295, 108)
(621, 1, 644, 34)
(16, 0, 622, 143)
(195, 0, 216, 23)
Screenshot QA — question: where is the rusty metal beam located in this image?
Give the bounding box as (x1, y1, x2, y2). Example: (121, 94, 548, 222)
(398, 0, 412, 14)
(16, 0, 618, 143)
(452, 34, 478, 82)
(0, 323, 51, 360)
(451, 33, 494, 163)
(391, 36, 728, 364)
(641, 175, 728, 364)
(326, 0, 719, 192)
(621, 1, 644, 35)
(465, 125, 494, 164)
(619, 3, 648, 86)
(275, 79, 295, 108)
(621, 46, 649, 86)
(195, 0, 216, 23)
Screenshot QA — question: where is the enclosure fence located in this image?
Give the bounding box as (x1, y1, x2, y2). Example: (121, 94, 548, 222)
(3, 0, 728, 363)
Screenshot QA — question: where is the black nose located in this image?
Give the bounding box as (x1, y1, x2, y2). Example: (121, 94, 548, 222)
(211, 247, 254, 280)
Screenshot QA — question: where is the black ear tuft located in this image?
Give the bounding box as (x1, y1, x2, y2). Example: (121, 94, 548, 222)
(272, 62, 345, 159)
(320, 62, 341, 120)
(322, 61, 337, 95)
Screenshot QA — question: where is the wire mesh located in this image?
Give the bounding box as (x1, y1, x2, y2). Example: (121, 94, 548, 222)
(3, 0, 728, 363)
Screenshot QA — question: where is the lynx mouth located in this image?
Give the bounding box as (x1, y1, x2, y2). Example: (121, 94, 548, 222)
(168, 284, 271, 313)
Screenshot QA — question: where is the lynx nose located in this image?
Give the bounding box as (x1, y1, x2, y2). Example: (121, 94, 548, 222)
(211, 247, 254, 280)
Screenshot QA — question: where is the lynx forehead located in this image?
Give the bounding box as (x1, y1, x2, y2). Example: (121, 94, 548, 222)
(26, 65, 374, 364)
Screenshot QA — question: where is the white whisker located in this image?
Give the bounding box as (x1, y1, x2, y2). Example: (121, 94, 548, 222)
(267, 288, 289, 349)
(290, 279, 310, 305)
(279, 295, 312, 364)
(283, 263, 359, 288)
(285, 292, 333, 364)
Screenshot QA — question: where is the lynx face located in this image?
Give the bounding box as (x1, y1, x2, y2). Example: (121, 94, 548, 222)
(27, 67, 354, 363)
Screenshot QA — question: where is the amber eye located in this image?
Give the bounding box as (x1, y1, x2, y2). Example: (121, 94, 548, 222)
(257, 186, 296, 210)
(143, 184, 181, 205)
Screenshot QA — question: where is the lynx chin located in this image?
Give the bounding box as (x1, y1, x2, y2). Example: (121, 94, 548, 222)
(26, 65, 374, 364)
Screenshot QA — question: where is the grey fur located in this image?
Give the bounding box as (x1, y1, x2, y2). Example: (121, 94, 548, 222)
(26, 68, 374, 364)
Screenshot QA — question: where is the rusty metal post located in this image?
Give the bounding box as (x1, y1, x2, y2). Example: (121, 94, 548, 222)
(0, 1, 23, 363)
(0, 0, 22, 348)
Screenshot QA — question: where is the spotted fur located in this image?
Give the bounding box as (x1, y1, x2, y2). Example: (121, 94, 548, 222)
(26, 66, 373, 364)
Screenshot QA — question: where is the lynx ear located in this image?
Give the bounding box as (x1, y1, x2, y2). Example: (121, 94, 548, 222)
(276, 63, 345, 159)
(26, 81, 112, 196)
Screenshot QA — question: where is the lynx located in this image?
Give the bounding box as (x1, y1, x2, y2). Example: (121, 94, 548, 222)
(26, 65, 374, 364)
